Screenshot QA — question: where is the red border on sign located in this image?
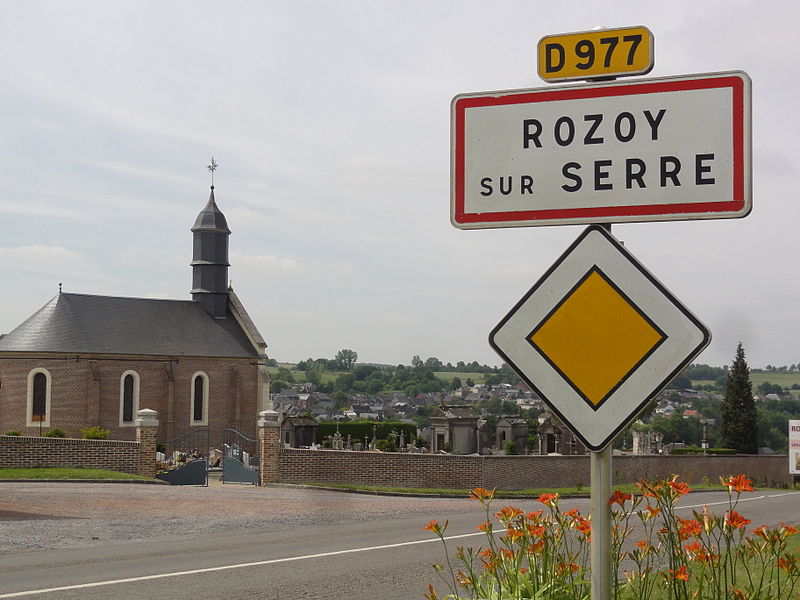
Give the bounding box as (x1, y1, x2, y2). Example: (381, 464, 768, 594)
(453, 74, 747, 225)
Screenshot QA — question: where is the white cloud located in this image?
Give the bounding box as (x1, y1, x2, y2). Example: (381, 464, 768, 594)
(0, 1, 798, 369)
(231, 252, 299, 273)
(0, 245, 82, 273)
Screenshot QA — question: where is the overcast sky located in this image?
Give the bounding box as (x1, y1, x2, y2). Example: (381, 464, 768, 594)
(1, 1, 798, 370)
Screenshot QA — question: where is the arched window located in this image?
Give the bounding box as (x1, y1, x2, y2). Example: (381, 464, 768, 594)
(119, 371, 140, 427)
(26, 368, 51, 427)
(190, 372, 209, 426)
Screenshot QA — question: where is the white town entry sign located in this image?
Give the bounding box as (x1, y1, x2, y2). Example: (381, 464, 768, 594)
(451, 71, 751, 229)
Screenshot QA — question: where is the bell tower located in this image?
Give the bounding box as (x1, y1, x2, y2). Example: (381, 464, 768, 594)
(191, 159, 230, 318)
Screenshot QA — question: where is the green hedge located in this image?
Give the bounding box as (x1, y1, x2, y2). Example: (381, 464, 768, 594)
(315, 421, 417, 445)
(670, 446, 737, 455)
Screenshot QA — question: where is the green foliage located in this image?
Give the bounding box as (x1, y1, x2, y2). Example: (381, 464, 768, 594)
(721, 342, 758, 454)
(758, 408, 791, 453)
(503, 440, 516, 455)
(3, 431, 22, 436)
(332, 390, 348, 410)
(333, 373, 355, 392)
(80, 426, 110, 440)
(306, 369, 322, 386)
(271, 379, 289, 393)
(42, 427, 66, 438)
(670, 372, 693, 389)
(276, 367, 295, 384)
(375, 438, 397, 452)
(669, 445, 704, 455)
(707, 447, 737, 455)
(335, 348, 358, 371)
(651, 413, 703, 446)
(684, 363, 728, 382)
(758, 380, 785, 396)
(276, 356, 526, 400)
(424, 356, 443, 371)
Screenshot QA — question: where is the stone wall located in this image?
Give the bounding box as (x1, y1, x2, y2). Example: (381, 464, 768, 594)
(0, 434, 140, 474)
(274, 449, 792, 490)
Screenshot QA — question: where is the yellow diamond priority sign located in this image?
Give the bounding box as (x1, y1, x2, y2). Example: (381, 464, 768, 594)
(490, 225, 710, 450)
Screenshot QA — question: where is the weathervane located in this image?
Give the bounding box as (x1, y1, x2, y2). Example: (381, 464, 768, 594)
(207, 156, 219, 188)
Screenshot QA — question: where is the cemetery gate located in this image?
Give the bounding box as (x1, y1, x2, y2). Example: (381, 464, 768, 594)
(221, 428, 259, 485)
(155, 428, 209, 486)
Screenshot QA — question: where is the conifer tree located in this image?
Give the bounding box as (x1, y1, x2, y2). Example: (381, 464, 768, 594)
(720, 342, 758, 453)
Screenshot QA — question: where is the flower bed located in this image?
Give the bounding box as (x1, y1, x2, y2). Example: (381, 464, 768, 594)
(424, 475, 799, 599)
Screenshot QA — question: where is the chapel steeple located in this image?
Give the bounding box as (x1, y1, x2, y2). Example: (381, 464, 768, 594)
(191, 158, 230, 319)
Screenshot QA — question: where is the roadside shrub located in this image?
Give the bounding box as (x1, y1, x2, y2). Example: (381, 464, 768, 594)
(80, 426, 110, 440)
(707, 447, 737, 455)
(4, 430, 22, 436)
(670, 446, 737, 455)
(376, 438, 397, 452)
(670, 445, 703, 455)
(43, 427, 66, 438)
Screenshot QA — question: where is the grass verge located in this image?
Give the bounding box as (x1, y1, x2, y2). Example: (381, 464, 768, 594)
(302, 480, 759, 497)
(0, 467, 153, 480)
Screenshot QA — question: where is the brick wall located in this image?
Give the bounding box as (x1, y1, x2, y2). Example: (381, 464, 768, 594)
(0, 355, 260, 445)
(0, 434, 141, 474)
(276, 449, 792, 490)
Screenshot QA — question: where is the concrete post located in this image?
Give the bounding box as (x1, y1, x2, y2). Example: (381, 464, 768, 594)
(135, 408, 159, 478)
(258, 409, 281, 485)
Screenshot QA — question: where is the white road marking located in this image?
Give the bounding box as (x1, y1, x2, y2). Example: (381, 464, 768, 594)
(621, 491, 800, 517)
(677, 494, 766, 511)
(0, 531, 484, 598)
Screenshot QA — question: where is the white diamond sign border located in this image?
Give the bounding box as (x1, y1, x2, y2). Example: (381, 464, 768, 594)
(489, 225, 710, 451)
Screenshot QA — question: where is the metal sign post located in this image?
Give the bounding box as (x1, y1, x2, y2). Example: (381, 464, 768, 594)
(590, 223, 613, 600)
(591, 446, 612, 600)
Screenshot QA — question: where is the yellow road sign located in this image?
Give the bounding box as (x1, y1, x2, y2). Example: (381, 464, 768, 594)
(529, 267, 665, 408)
(538, 26, 654, 83)
(490, 225, 710, 450)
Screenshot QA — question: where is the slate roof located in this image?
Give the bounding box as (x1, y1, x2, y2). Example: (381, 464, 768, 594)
(192, 188, 231, 233)
(497, 417, 529, 426)
(0, 292, 260, 358)
(432, 405, 478, 419)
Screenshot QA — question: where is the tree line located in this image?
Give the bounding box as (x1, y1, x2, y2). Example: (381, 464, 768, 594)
(273, 345, 800, 454)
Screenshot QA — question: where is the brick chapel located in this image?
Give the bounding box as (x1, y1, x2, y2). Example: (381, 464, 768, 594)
(0, 185, 270, 443)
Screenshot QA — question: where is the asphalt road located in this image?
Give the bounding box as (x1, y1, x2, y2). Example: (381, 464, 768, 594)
(1, 488, 798, 599)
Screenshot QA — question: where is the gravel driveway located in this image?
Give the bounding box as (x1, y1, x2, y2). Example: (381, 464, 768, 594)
(0, 479, 475, 553)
